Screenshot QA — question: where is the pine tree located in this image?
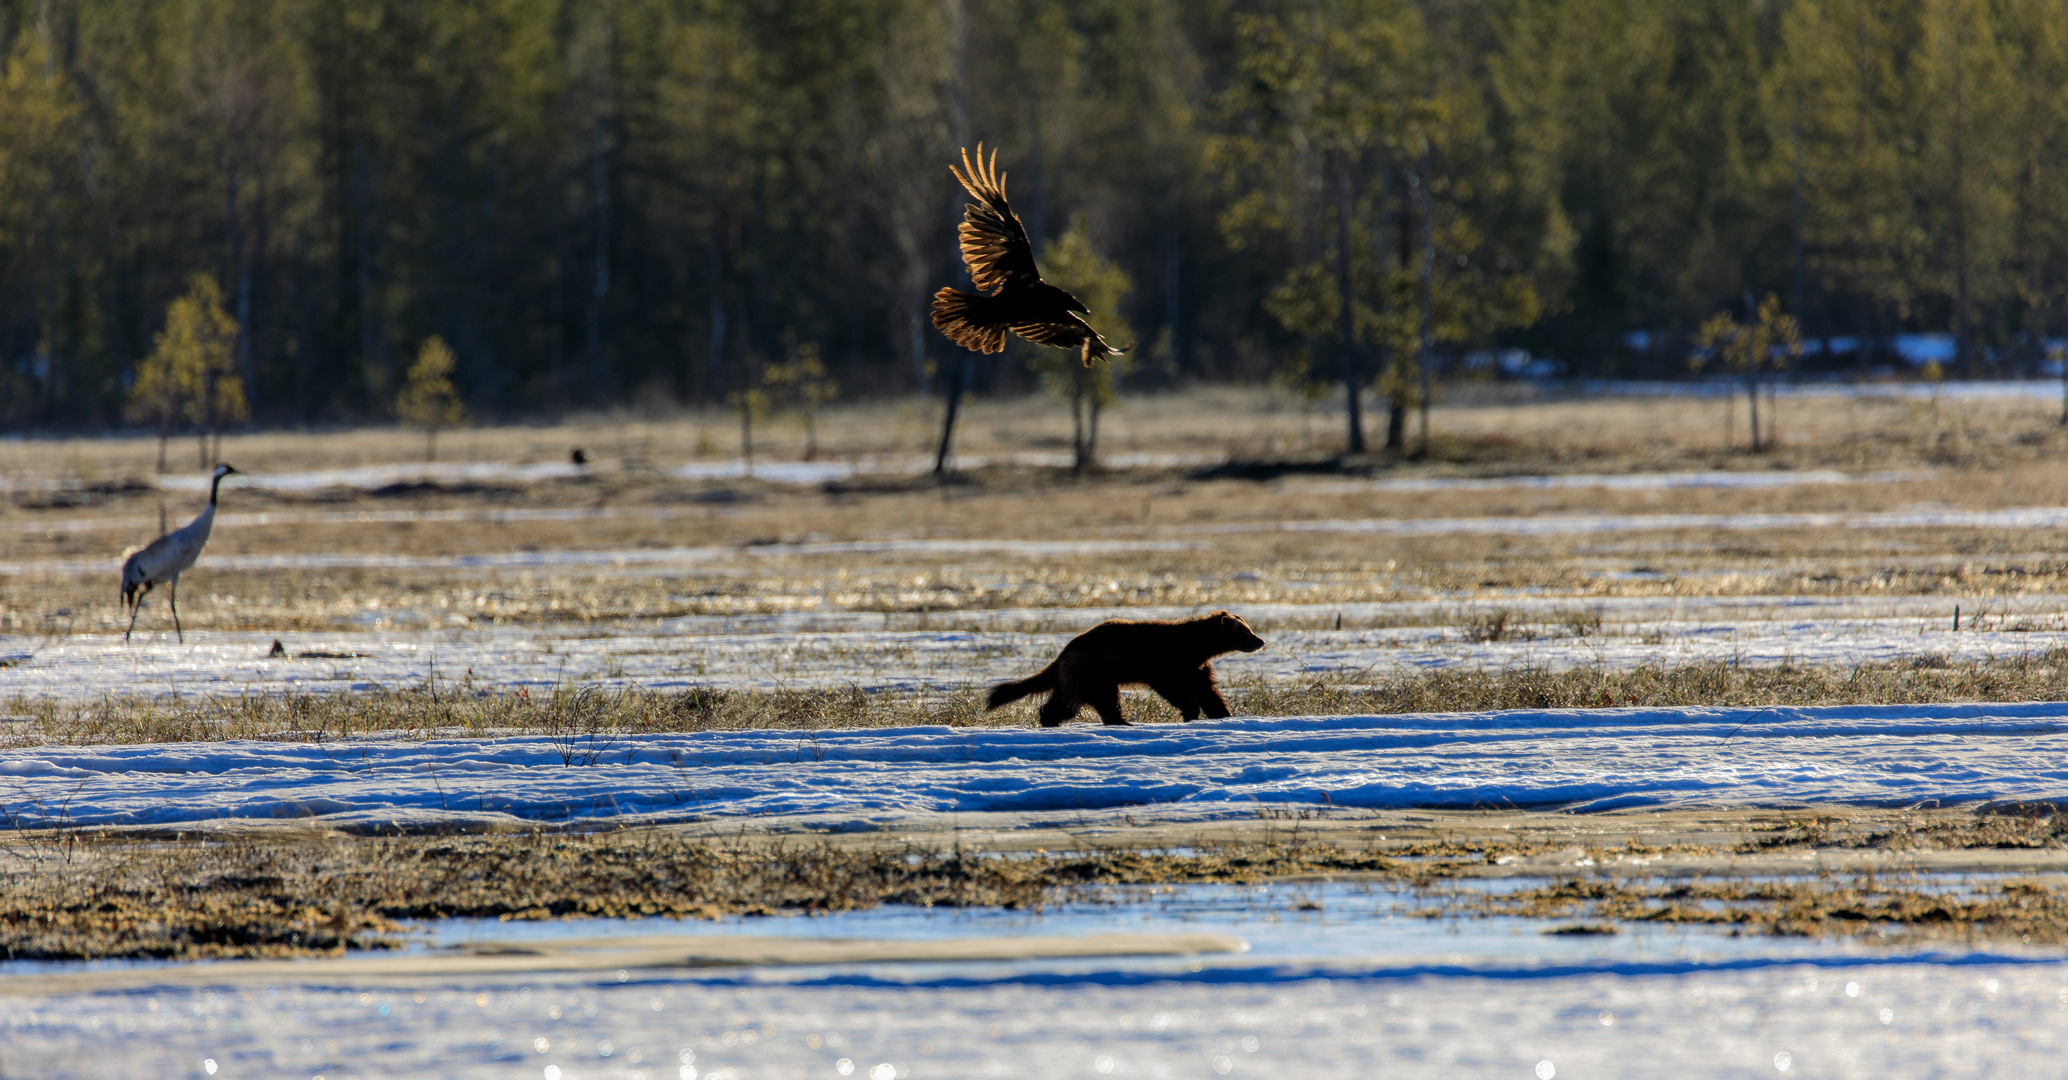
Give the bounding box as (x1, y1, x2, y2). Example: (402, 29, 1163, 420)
(762, 341, 839, 462)
(1028, 223, 1134, 472)
(129, 274, 244, 471)
(1692, 294, 1802, 452)
(396, 336, 468, 462)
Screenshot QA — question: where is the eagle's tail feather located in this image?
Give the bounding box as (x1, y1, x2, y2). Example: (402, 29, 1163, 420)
(931, 287, 1009, 354)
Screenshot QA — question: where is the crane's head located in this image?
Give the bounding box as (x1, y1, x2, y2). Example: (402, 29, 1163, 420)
(120, 553, 148, 606)
(212, 463, 239, 479)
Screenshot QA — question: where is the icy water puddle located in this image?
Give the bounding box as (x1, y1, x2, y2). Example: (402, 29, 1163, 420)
(7, 881, 2068, 1079)
(406, 880, 1912, 972)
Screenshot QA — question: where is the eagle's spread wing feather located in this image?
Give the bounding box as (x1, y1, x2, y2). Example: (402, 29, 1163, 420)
(1012, 317, 1125, 367)
(950, 144, 1040, 294)
(1009, 321, 1084, 350)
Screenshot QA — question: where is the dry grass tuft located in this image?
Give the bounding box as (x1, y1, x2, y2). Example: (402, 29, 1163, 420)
(0, 831, 1420, 960)
(6, 651, 2066, 746)
(1225, 651, 2068, 716)
(12, 819, 2068, 960)
(1464, 874, 2068, 945)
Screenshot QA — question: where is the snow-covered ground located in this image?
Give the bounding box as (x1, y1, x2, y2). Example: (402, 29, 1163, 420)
(6, 591, 2062, 701)
(1585, 377, 2068, 401)
(0, 467, 1922, 539)
(9, 500, 2061, 581)
(5, 884, 2066, 1078)
(1215, 504, 2068, 539)
(2, 703, 2065, 832)
(4, 458, 1922, 500)
(125, 451, 1220, 495)
(1286, 468, 1921, 494)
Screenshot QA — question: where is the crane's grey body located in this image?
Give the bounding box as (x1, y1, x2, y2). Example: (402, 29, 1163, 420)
(122, 463, 237, 642)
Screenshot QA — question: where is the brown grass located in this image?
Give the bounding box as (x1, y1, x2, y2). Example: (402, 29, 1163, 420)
(5, 653, 2064, 746)
(11, 813, 2068, 960)
(10, 383, 2068, 480)
(1468, 874, 2068, 946)
(13, 386, 2068, 638)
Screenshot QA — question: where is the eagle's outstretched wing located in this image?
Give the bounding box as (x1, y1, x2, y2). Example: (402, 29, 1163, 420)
(1011, 318, 1125, 367)
(950, 144, 1040, 294)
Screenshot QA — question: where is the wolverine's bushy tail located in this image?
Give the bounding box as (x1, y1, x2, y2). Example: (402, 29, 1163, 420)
(985, 663, 1059, 710)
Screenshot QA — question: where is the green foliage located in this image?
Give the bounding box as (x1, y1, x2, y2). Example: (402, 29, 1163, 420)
(129, 274, 245, 469)
(762, 341, 838, 461)
(1692, 294, 1803, 451)
(1693, 294, 1804, 379)
(727, 376, 770, 470)
(1024, 224, 1133, 470)
(396, 336, 468, 461)
(1029, 225, 1134, 402)
(15, 0, 2068, 430)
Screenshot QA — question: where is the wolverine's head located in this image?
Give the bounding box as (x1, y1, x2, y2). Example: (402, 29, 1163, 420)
(1210, 610, 1266, 652)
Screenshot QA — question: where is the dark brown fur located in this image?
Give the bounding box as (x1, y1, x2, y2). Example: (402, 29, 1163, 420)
(985, 611, 1267, 727)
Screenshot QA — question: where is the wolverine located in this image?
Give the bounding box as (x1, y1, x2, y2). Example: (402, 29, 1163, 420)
(986, 611, 1267, 727)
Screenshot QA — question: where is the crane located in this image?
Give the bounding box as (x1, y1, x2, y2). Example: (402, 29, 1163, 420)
(122, 463, 238, 643)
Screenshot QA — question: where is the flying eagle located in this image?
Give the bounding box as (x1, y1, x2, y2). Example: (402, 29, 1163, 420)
(931, 144, 1125, 367)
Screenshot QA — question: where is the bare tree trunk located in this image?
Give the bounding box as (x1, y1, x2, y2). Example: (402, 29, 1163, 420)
(1088, 393, 1103, 471)
(908, 302, 929, 395)
(1744, 294, 1762, 452)
(932, 353, 969, 475)
(1070, 375, 1088, 474)
(1950, 21, 1974, 377)
(584, 108, 612, 391)
(1746, 375, 1762, 453)
(1333, 151, 1365, 455)
(1791, 126, 1806, 341)
(1385, 356, 1406, 450)
(1416, 152, 1434, 455)
(1386, 168, 1414, 453)
(740, 403, 754, 476)
(355, 147, 384, 412)
(707, 245, 727, 400)
(935, 0, 973, 479)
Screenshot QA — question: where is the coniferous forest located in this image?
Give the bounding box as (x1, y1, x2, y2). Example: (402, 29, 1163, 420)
(3, 0, 2067, 433)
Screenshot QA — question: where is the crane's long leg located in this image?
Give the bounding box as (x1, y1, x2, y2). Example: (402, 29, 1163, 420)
(168, 576, 183, 644)
(124, 584, 149, 643)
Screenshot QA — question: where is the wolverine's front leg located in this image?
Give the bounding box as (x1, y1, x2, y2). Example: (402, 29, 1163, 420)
(1191, 666, 1233, 719)
(1149, 679, 1203, 720)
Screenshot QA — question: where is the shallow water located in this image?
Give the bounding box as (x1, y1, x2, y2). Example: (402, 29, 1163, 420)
(6, 882, 2067, 1079)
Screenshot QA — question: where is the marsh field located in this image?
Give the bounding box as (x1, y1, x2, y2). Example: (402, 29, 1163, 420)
(10, 384, 2068, 1077)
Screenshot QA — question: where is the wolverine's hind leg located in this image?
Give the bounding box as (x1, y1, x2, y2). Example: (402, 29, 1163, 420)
(1038, 694, 1080, 727)
(1088, 685, 1129, 726)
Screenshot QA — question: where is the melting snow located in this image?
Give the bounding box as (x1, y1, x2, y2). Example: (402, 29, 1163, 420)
(5, 592, 2064, 701)
(0, 704, 2064, 831)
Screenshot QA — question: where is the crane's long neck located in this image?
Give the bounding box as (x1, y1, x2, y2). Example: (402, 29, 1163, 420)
(189, 498, 218, 543)
(190, 471, 227, 542)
